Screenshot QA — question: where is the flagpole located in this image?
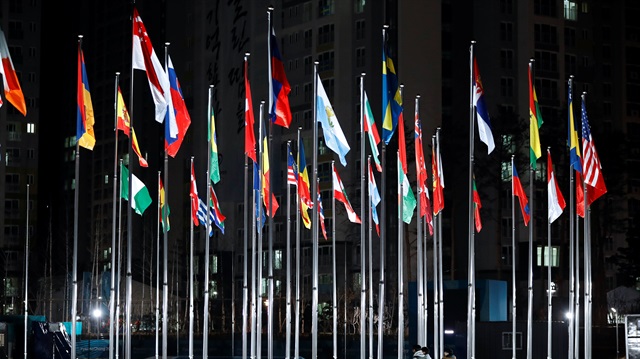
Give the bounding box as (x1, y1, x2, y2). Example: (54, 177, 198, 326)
(437, 129, 445, 357)
(116, 158, 124, 359)
(331, 169, 338, 359)
(71, 35, 83, 359)
(251, 156, 258, 359)
(359, 73, 366, 359)
(547, 148, 553, 359)
(397, 151, 404, 359)
(110, 72, 121, 359)
(510, 156, 516, 359)
(162, 42, 171, 359)
(203, 85, 215, 358)
(581, 92, 591, 359)
(257, 101, 266, 359)
(189, 156, 195, 359)
(415, 95, 424, 347)
(268, 106, 275, 359)
(378, 25, 388, 359)
(466, 41, 477, 359)
(431, 134, 439, 359)
(526, 59, 535, 359)
(243, 53, 251, 359)
(295, 128, 302, 359)
(155, 172, 161, 359)
(286, 141, 292, 359)
(574, 210, 581, 359)
(311, 61, 319, 359)
(23, 184, 29, 359)
(567, 75, 575, 359)
(367, 157, 374, 359)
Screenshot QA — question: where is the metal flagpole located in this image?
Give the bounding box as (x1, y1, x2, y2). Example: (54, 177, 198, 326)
(567, 76, 575, 359)
(360, 73, 367, 359)
(367, 157, 374, 359)
(23, 184, 29, 359)
(71, 35, 83, 359)
(467, 41, 476, 359)
(511, 156, 516, 359)
(189, 157, 195, 359)
(574, 211, 581, 359)
(155, 172, 161, 359)
(432, 134, 439, 359)
(378, 25, 389, 359)
(161, 42, 171, 359)
(257, 102, 265, 359)
(295, 129, 302, 359)
(437, 129, 445, 357)
(268, 109, 275, 359)
(116, 158, 124, 359)
(582, 92, 591, 359)
(415, 96, 424, 347)
(251, 150, 258, 359)
(526, 59, 535, 359)
(204, 85, 215, 358)
(286, 140, 292, 359)
(243, 55, 251, 359)
(547, 148, 552, 359)
(311, 62, 319, 359)
(111, 72, 121, 359)
(397, 151, 404, 359)
(331, 171, 338, 359)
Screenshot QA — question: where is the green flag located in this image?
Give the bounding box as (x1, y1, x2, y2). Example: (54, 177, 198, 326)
(120, 163, 153, 216)
(398, 154, 416, 224)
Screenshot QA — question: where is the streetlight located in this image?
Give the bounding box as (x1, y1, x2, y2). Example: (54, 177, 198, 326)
(90, 308, 102, 358)
(611, 307, 619, 358)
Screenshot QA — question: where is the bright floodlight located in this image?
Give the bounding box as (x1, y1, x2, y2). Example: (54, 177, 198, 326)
(444, 329, 454, 335)
(92, 308, 103, 319)
(565, 312, 573, 319)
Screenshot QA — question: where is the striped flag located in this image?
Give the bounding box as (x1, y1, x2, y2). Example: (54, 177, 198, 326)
(581, 97, 607, 204)
(116, 86, 148, 167)
(189, 161, 200, 226)
(165, 56, 191, 157)
(567, 79, 582, 172)
(209, 186, 226, 234)
(473, 57, 495, 154)
(368, 160, 381, 236)
(547, 150, 566, 223)
(529, 65, 543, 166)
(0, 28, 26, 116)
(317, 186, 328, 240)
(77, 44, 95, 150)
(159, 178, 170, 233)
(287, 142, 298, 186)
(472, 174, 482, 232)
(332, 164, 361, 224)
(512, 162, 530, 226)
(364, 92, 382, 171)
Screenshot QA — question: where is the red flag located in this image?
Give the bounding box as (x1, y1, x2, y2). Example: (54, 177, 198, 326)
(245, 57, 256, 162)
(189, 161, 200, 226)
(512, 163, 530, 226)
(333, 164, 361, 224)
(576, 171, 585, 218)
(116, 86, 148, 167)
(547, 150, 566, 223)
(398, 110, 407, 174)
(317, 185, 328, 240)
(473, 175, 482, 232)
(0, 28, 26, 116)
(432, 139, 445, 215)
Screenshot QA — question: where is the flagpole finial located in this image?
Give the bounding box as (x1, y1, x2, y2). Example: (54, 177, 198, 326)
(116, 72, 120, 76)
(165, 42, 170, 46)
(383, 24, 389, 29)
(210, 84, 214, 89)
(471, 40, 476, 44)
(530, 58, 535, 63)
(298, 126, 302, 131)
(569, 74, 574, 80)
(245, 52, 250, 57)
(416, 94, 421, 99)
(268, 5, 274, 12)
(78, 34, 83, 39)
(314, 61, 319, 66)
(361, 72, 366, 77)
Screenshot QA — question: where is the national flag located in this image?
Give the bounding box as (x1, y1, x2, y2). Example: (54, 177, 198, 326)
(382, 39, 402, 144)
(287, 142, 298, 186)
(261, 126, 279, 217)
(209, 102, 220, 184)
(317, 185, 328, 240)
(368, 160, 381, 236)
(297, 138, 312, 229)
(472, 174, 482, 232)
(567, 79, 582, 173)
(473, 57, 494, 154)
(269, 26, 292, 128)
(581, 98, 607, 204)
(398, 152, 416, 224)
(414, 112, 433, 232)
(398, 104, 407, 174)
(0, 28, 26, 116)
(576, 171, 585, 218)
(253, 163, 266, 233)
(132, 8, 177, 137)
(245, 57, 257, 162)
(196, 198, 215, 237)
(317, 74, 350, 166)
(529, 65, 543, 166)
(364, 92, 382, 171)
(190, 161, 200, 226)
(547, 150, 566, 223)
(165, 56, 191, 157)
(159, 178, 170, 233)
(116, 86, 148, 167)
(332, 165, 361, 224)
(432, 137, 445, 215)
(512, 162, 530, 226)
(77, 45, 95, 150)
(209, 185, 226, 234)
(120, 163, 153, 216)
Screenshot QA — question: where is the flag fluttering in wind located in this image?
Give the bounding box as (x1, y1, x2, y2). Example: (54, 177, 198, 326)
(77, 45, 95, 150)
(132, 7, 177, 137)
(512, 163, 530, 226)
(298, 139, 312, 229)
(382, 38, 401, 144)
(414, 106, 433, 231)
(0, 28, 26, 116)
(165, 56, 191, 157)
(432, 136, 445, 215)
(245, 57, 257, 162)
(209, 101, 220, 184)
(581, 97, 607, 204)
(120, 164, 152, 216)
(398, 152, 416, 224)
(364, 92, 382, 171)
(317, 186, 328, 240)
(209, 186, 226, 234)
(567, 79, 582, 173)
(317, 74, 350, 166)
(547, 150, 566, 223)
(473, 57, 494, 154)
(253, 163, 266, 233)
(196, 198, 215, 237)
(189, 161, 200, 226)
(116, 86, 148, 167)
(269, 26, 292, 128)
(332, 165, 361, 224)
(398, 103, 408, 175)
(368, 160, 381, 236)
(529, 65, 543, 166)
(287, 142, 298, 186)
(472, 174, 482, 232)
(261, 124, 279, 217)
(159, 178, 170, 233)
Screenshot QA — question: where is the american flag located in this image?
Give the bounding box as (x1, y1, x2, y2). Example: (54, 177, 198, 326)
(581, 98, 607, 200)
(287, 142, 298, 186)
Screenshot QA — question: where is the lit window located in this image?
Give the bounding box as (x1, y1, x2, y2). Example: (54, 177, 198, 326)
(536, 245, 559, 267)
(26, 123, 35, 133)
(564, 0, 577, 20)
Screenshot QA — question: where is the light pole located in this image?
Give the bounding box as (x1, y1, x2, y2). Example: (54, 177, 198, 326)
(611, 307, 619, 358)
(91, 308, 102, 358)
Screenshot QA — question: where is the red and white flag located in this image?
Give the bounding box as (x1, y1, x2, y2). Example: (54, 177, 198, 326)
(332, 164, 361, 224)
(0, 28, 26, 116)
(547, 150, 566, 223)
(580, 98, 607, 204)
(189, 161, 200, 226)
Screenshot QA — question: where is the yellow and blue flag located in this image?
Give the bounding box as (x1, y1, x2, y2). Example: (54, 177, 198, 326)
(567, 79, 582, 172)
(77, 45, 95, 150)
(382, 39, 402, 145)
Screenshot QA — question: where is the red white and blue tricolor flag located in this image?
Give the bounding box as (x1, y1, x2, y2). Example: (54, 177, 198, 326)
(165, 56, 191, 157)
(317, 185, 328, 240)
(269, 26, 292, 128)
(581, 97, 607, 204)
(473, 56, 494, 154)
(287, 142, 298, 186)
(512, 161, 530, 226)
